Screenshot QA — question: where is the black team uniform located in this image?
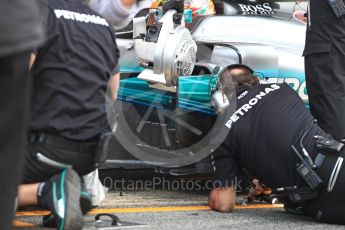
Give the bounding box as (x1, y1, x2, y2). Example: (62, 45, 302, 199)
(303, 0, 345, 141)
(213, 83, 345, 224)
(23, 0, 119, 183)
(20, 0, 119, 229)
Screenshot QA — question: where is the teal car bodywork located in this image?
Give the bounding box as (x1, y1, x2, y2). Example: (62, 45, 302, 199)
(118, 66, 308, 115)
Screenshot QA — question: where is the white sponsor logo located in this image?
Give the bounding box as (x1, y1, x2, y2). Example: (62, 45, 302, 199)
(237, 90, 248, 99)
(54, 9, 109, 26)
(225, 84, 280, 129)
(238, 3, 274, 15)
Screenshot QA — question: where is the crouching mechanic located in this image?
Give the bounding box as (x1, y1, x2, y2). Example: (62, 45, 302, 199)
(16, 0, 120, 229)
(208, 64, 345, 224)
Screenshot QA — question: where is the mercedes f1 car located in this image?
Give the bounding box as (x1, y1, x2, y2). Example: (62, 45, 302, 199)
(104, 0, 309, 174)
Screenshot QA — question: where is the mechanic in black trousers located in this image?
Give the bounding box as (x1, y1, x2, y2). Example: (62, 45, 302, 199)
(0, 1, 45, 230)
(303, 0, 345, 141)
(208, 64, 345, 224)
(15, 1, 120, 229)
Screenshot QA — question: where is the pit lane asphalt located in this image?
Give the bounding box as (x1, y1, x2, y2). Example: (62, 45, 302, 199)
(15, 170, 345, 229)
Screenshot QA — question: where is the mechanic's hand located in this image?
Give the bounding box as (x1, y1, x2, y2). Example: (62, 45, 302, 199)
(247, 179, 272, 202)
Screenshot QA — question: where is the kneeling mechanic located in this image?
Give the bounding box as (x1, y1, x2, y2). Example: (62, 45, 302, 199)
(17, 0, 120, 229)
(209, 64, 345, 224)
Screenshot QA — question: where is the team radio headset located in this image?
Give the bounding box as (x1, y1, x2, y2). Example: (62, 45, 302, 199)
(209, 64, 257, 114)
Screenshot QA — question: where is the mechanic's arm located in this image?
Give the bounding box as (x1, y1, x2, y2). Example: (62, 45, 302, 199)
(29, 53, 36, 70)
(109, 72, 120, 101)
(120, 0, 136, 7)
(209, 186, 236, 212)
(208, 144, 240, 212)
(109, 36, 120, 101)
(88, 0, 136, 27)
